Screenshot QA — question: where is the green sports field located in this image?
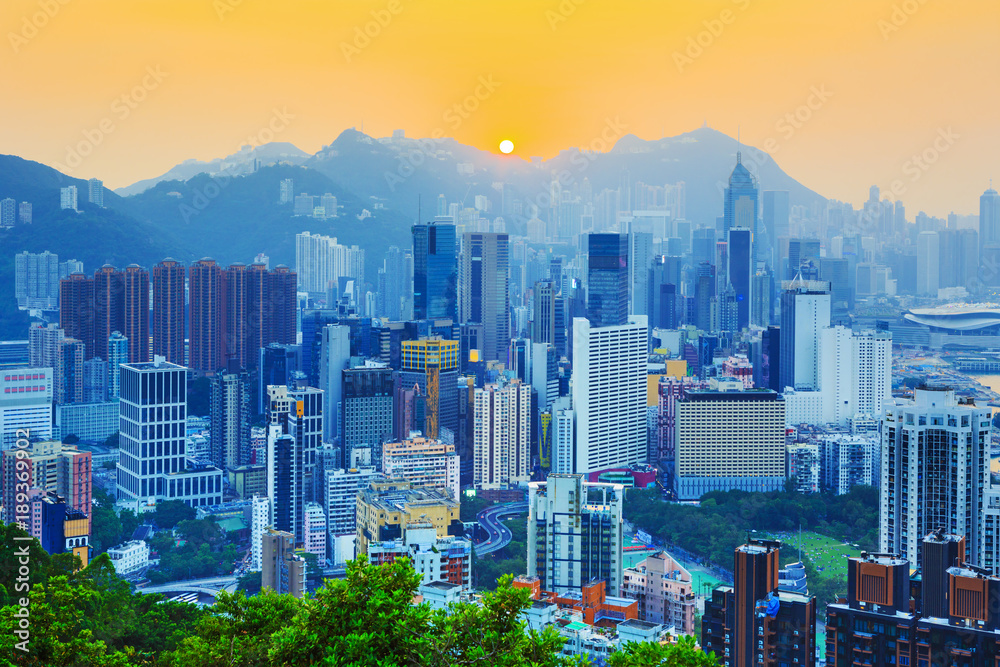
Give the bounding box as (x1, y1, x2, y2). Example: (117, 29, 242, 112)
(760, 530, 864, 577)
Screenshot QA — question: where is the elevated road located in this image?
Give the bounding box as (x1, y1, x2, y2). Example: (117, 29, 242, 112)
(138, 575, 238, 599)
(474, 501, 528, 556)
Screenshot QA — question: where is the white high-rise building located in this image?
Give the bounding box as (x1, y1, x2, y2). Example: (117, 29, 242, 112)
(779, 280, 831, 392)
(107, 332, 128, 400)
(16, 252, 60, 310)
(0, 368, 54, 448)
(473, 379, 531, 490)
(249, 494, 269, 572)
(550, 397, 575, 475)
(880, 388, 991, 569)
(279, 179, 294, 204)
(917, 231, 940, 296)
(88, 178, 104, 207)
(303, 502, 328, 562)
(295, 232, 365, 294)
(382, 436, 460, 501)
(819, 433, 881, 495)
(323, 465, 381, 563)
(319, 325, 350, 442)
(817, 327, 892, 424)
(571, 315, 647, 474)
(0, 198, 15, 228)
(60, 186, 78, 211)
(116, 358, 224, 505)
(527, 474, 625, 594)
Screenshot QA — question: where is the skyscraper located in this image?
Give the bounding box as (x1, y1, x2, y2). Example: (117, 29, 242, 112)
(473, 379, 530, 490)
(116, 358, 223, 505)
(881, 388, 990, 568)
(107, 332, 127, 400)
(152, 259, 186, 365)
(188, 258, 225, 373)
(59, 273, 95, 360)
(779, 279, 831, 392)
(531, 280, 558, 345)
(319, 325, 350, 442)
(727, 227, 753, 331)
(87, 178, 104, 206)
(980, 186, 1000, 246)
(723, 153, 759, 244)
(586, 233, 629, 328)
(60, 186, 78, 211)
(459, 232, 510, 363)
(210, 370, 252, 470)
(93, 265, 124, 363)
(397, 338, 460, 441)
(412, 221, 458, 321)
(122, 265, 149, 363)
(702, 540, 816, 667)
(341, 365, 394, 467)
(527, 474, 625, 595)
(762, 190, 790, 246)
(571, 315, 647, 474)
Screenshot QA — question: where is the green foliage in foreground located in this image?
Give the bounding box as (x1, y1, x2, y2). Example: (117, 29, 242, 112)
(0, 521, 719, 666)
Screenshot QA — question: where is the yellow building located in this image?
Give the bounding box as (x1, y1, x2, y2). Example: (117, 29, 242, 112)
(64, 509, 90, 569)
(355, 479, 462, 557)
(401, 339, 459, 371)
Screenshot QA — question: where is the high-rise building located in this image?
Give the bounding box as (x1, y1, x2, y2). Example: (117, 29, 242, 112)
(92, 265, 124, 363)
(116, 358, 224, 505)
(980, 186, 1000, 246)
(397, 339, 459, 441)
(459, 232, 510, 362)
(152, 259, 186, 365)
(107, 332, 128, 400)
(56, 338, 85, 405)
(59, 273, 95, 360)
(323, 464, 380, 563)
(15, 251, 60, 310)
(532, 280, 558, 345)
(473, 379, 530, 490)
(571, 316, 647, 474)
(727, 227, 753, 331)
(188, 258, 225, 373)
(18, 201, 32, 224)
(586, 233, 629, 327)
(827, 532, 1000, 667)
(295, 232, 365, 295)
(60, 185, 78, 211)
(527, 474, 625, 595)
(674, 386, 786, 500)
(779, 279, 831, 391)
(1, 440, 91, 528)
(382, 436, 460, 500)
(87, 178, 104, 207)
(916, 231, 940, 295)
(210, 370, 252, 470)
(628, 231, 653, 317)
(881, 388, 990, 568)
(723, 153, 759, 244)
(279, 178, 294, 204)
(303, 502, 327, 561)
(0, 198, 14, 228)
(258, 344, 301, 415)
(0, 368, 54, 448)
(122, 265, 149, 363)
(377, 246, 408, 321)
(702, 540, 816, 667)
(261, 528, 306, 597)
(319, 325, 351, 442)
(366, 520, 472, 590)
(412, 221, 458, 321)
(342, 365, 394, 467)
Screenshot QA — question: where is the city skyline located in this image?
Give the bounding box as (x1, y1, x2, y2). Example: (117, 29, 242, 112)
(0, 0, 996, 217)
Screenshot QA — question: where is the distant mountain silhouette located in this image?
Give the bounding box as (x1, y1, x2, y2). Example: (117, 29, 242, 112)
(114, 141, 310, 197)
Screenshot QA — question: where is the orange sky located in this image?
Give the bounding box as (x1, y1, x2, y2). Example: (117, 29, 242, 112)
(2, 0, 997, 217)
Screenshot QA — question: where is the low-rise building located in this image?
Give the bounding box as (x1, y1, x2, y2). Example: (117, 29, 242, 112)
(355, 479, 463, 558)
(107, 540, 150, 575)
(620, 551, 696, 635)
(367, 520, 472, 589)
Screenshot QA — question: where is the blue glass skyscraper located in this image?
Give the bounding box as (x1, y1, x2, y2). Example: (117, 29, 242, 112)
(723, 153, 760, 269)
(412, 220, 457, 321)
(586, 233, 628, 327)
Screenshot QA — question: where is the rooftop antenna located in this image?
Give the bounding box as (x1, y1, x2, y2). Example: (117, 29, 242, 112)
(418, 194, 421, 224)
(737, 126, 742, 164)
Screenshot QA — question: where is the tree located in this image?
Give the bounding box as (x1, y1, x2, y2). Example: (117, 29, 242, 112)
(237, 570, 262, 594)
(61, 434, 80, 445)
(0, 522, 51, 607)
(154, 500, 196, 530)
(608, 634, 718, 667)
(104, 432, 120, 448)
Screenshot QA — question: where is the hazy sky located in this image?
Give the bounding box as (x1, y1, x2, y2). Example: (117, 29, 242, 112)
(3, 0, 997, 217)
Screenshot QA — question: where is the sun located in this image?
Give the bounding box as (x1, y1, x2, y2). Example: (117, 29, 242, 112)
(499, 139, 514, 154)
